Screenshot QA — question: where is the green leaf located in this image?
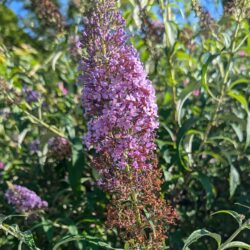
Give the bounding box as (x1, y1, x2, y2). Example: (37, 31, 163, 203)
(245, 112, 250, 149)
(124, 242, 130, 250)
(220, 241, 250, 250)
(143, 208, 156, 237)
(227, 90, 249, 113)
(192, 172, 216, 208)
(53, 235, 85, 250)
(0, 222, 39, 250)
(208, 136, 238, 149)
(229, 78, 250, 90)
(201, 54, 220, 101)
(21, 230, 39, 250)
(229, 165, 240, 198)
(235, 203, 250, 210)
(231, 123, 243, 142)
(52, 51, 63, 71)
(211, 210, 244, 226)
(18, 128, 30, 148)
(183, 229, 221, 250)
(163, 21, 177, 47)
(176, 117, 199, 171)
(177, 92, 193, 127)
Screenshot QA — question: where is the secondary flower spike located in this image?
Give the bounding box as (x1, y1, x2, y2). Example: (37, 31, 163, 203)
(5, 184, 48, 213)
(79, 0, 177, 248)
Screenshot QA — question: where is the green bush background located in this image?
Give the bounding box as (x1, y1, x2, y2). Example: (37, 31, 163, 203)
(0, 0, 249, 249)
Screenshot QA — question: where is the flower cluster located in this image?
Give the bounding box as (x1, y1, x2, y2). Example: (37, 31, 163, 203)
(5, 184, 48, 213)
(31, 0, 64, 32)
(192, 0, 215, 30)
(224, 0, 250, 19)
(48, 136, 71, 161)
(80, 0, 158, 173)
(23, 86, 40, 103)
(79, 1, 177, 248)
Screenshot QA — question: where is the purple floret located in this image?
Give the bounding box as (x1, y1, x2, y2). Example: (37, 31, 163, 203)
(5, 185, 48, 213)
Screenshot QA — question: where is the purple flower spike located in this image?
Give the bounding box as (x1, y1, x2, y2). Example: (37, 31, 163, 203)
(5, 184, 48, 213)
(79, 0, 159, 172)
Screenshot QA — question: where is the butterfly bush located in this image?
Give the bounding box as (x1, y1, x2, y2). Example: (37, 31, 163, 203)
(79, 0, 177, 248)
(80, 2, 158, 174)
(5, 185, 48, 213)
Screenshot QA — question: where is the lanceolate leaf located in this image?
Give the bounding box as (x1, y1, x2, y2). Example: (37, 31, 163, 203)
(211, 210, 244, 226)
(229, 165, 240, 199)
(220, 241, 250, 250)
(183, 229, 221, 250)
(227, 90, 249, 113)
(201, 53, 220, 101)
(245, 112, 250, 149)
(176, 117, 199, 171)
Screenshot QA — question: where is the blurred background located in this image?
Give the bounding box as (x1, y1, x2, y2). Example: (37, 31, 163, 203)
(0, 0, 250, 249)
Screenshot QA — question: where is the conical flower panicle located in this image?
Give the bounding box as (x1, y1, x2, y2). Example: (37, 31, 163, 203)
(79, 1, 177, 248)
(79, 0, 158, 174)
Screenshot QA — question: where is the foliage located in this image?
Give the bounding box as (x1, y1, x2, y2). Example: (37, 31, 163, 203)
(0, 0, 250, 249)
(183, 208, 250, 250)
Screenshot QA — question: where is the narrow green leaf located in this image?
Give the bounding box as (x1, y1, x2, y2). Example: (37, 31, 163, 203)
(220, 241, 250, 250)
(177, 92, 193, 127)
(124, 242, 130, 250)
(211, 210, 244, 226)
(53, 235, 85, 250)
(227, 90, 249, 113)
(229, 165, 240, 198)
(183, 229, 221, 250)
(176, 117, 199, 171)
(18, 128, 30, 148)
(52, 52, 63, 71)
(201, 54, 220, 101)
(229, 78, 250, 90)
(245, 112, 250, 149)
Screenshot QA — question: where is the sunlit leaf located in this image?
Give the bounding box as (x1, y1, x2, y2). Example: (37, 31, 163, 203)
(220, 241, 250, 250)
(183, 229, 221, 249)
(211, 210, 244, 226)
(229, 165, 240, 198)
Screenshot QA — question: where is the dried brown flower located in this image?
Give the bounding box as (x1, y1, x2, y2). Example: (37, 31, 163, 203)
(224, 0, 250, 19)
(192, 0, 216, 30)
(94, 155, 177, 249)
(31, 0, 64, 32)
